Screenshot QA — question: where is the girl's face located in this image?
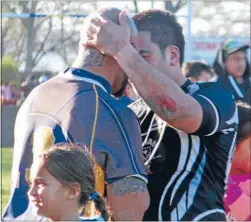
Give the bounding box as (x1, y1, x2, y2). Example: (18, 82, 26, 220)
(27, 160, 70, 220)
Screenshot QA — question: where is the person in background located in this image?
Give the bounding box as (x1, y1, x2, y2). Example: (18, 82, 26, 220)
(9, 82, 20, 105)
(1, 81, 12, 105)
(224, 101, 251, 221)
(38, 74, 49, 85)
(213, 38, 251, 104)
(20, 75, 37, 98)
(182, 60, 215, 83)
(28, 143, 109, 221)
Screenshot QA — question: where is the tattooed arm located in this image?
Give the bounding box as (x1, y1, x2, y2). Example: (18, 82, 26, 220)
(115, 44, 203, 133)
(107, 177, 150, 221)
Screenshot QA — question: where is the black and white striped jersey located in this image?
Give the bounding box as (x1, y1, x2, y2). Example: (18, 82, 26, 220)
(129, 81, 238, 221)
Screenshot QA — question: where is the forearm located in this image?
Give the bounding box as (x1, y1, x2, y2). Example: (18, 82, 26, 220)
(115, 45, 202, 133)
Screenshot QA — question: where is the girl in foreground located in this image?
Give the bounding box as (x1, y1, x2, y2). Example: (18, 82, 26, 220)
(27, 143, 109, 221)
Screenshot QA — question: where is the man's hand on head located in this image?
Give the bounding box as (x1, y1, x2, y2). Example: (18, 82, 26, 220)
(82, 11, 137, 58)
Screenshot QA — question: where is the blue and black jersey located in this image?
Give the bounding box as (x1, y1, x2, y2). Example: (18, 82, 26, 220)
(2, 67, 146, 221)
(129, 80, 238, 221)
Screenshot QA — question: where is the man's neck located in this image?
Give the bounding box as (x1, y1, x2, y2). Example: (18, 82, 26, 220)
(168, 67, 187, 87)
(71, 48, 115, 86)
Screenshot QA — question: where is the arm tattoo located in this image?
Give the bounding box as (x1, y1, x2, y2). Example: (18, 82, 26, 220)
(145, 94, 187, 121)
(83, 48, 104, 67)
(159, 96, 177, 112)
(111, 177, 147, 196)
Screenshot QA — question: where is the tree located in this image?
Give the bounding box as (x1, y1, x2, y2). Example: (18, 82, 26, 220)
(133, 0, 139, 13)
(2, 1, 89, 78)
(164, 0, 188, 13)
(2, 56, 20, 82)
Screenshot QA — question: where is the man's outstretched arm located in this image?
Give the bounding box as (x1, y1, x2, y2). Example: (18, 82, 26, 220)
(115, 44, 203, 133)
(83, 11, 203, 133)
(107, 177, 150, 221)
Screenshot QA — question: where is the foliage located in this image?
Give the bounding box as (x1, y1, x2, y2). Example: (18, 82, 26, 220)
(1, 56, 20, 83)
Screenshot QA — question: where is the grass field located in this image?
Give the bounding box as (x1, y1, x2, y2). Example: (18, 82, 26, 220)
(1, 147, 13, 216)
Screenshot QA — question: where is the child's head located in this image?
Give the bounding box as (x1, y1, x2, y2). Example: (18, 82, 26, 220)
(28, 143, 109, 221)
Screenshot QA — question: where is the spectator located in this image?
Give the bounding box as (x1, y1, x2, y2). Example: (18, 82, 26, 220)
(38, 74, 49, 85)
(213, 38, 251, 103)
(9, 82, 20, 105)
(224, 102, 251, 221)
(182, 60, 215, 83)
(1, 81, 12, 105)
(20, 75, 37, 98)
(27, 143, 109, 221)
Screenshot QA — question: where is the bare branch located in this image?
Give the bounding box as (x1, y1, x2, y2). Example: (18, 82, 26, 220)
(33, 18, 53, 65)
(133, 0, 139, 13)
(175, 0, 188, 12)
(32, 34, 74, 67)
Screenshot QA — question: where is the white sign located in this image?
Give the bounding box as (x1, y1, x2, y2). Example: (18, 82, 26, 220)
(187, 37, 250, 65)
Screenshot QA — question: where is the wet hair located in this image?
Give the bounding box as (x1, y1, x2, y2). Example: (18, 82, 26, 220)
(236, 101, 251, 144)
(183, 61, 215, 80)
(132, 9, 185, 65)
(40, 143, 110, 221)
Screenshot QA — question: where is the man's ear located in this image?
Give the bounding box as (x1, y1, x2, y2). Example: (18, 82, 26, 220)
(165, 45, 180, 66)
(67, 183, 81, 200)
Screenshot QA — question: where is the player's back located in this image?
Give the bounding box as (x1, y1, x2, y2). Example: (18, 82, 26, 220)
(3, 68, 146, 221)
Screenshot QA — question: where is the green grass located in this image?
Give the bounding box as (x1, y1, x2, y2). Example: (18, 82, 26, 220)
(1, 147, 13, 216)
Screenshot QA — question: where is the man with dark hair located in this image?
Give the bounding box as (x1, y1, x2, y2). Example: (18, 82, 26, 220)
(2, 8, 149, 221)
(182, 61, 215, 82)
(132, 9, 185, 65)
(84, 9, 238, 221)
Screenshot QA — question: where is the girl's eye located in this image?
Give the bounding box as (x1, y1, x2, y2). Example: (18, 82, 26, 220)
(37, 182, 46, 187)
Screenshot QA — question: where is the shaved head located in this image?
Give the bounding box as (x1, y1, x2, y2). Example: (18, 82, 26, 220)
(74, 8, 134, 98)
(80, 7, 137, 42)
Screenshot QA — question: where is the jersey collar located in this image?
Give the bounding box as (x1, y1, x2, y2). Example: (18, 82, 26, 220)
(61, 67, 112, 94)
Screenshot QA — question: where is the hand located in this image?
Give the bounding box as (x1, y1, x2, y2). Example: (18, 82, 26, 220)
(82, 11, 134, 58)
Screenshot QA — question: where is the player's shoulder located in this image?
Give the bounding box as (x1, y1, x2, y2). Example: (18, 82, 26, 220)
(196, 81, 233, 97)
(194, 82, 236, 107)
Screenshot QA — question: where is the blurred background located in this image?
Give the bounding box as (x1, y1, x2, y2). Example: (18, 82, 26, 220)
(1, 1, 250, 83)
